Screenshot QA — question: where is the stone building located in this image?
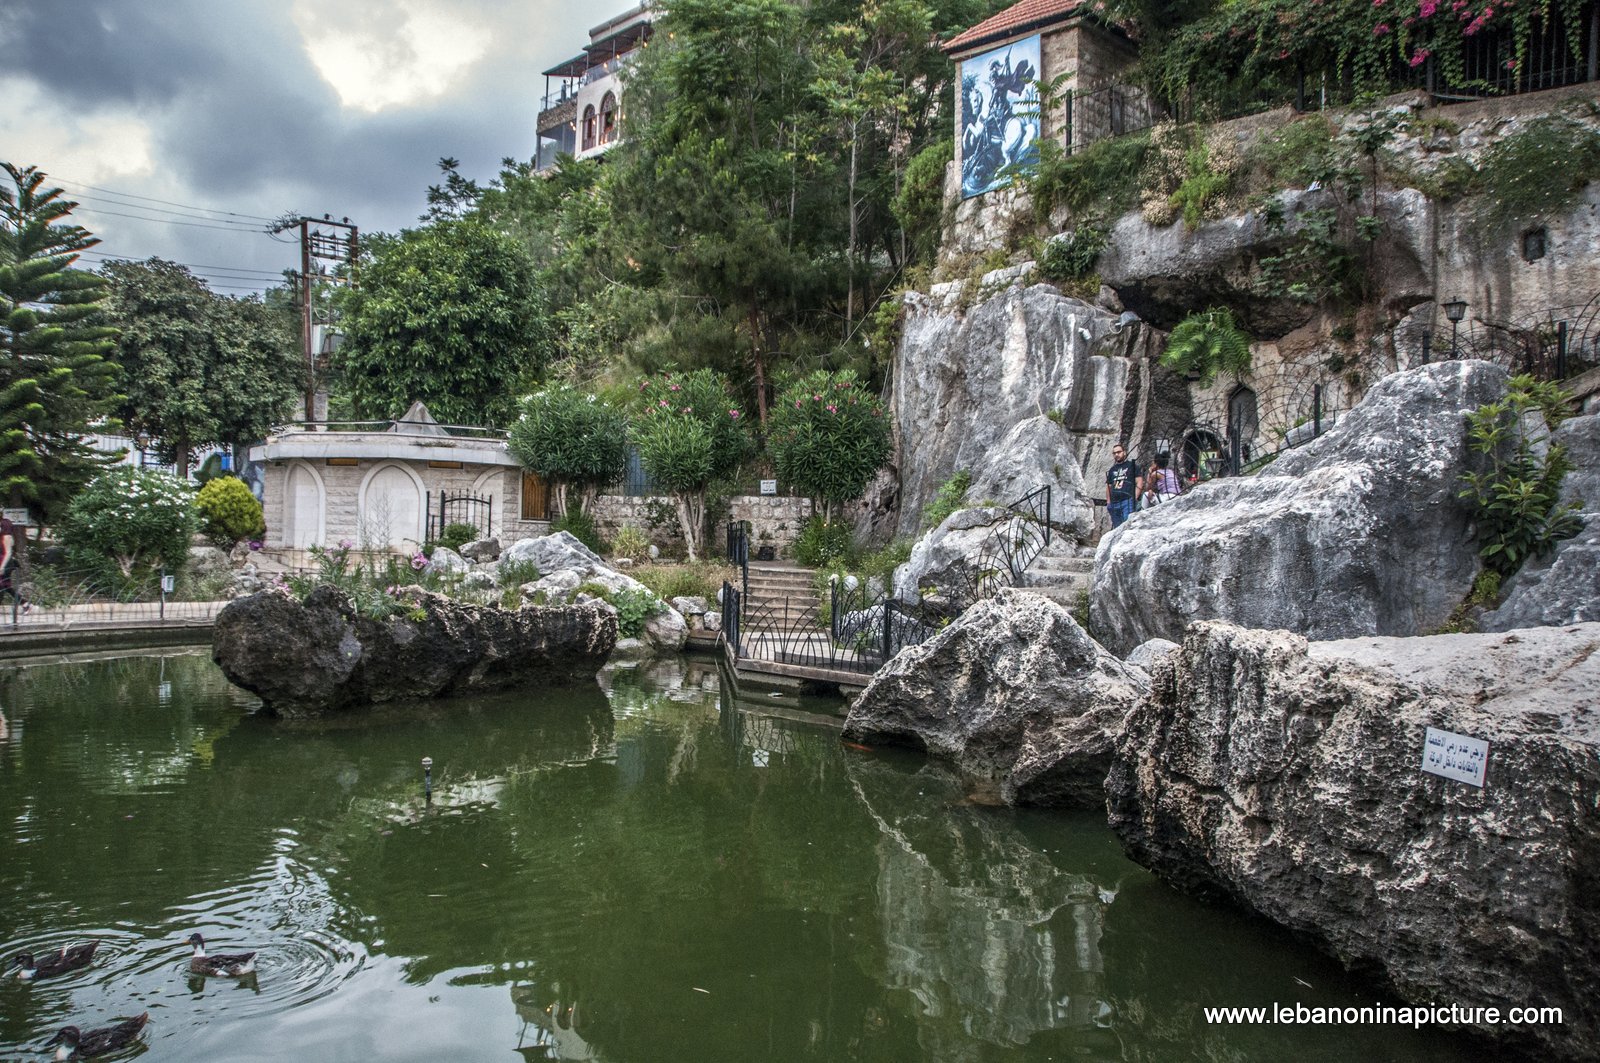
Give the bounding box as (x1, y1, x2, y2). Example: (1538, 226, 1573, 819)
(250, 403, 551, 557)
(944, 0, 1146, 198)
(533, 3, 654, 173)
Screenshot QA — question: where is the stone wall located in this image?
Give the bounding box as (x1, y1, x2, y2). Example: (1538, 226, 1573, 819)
(260, 459, 545, 552)
(588, 494, 814, 558)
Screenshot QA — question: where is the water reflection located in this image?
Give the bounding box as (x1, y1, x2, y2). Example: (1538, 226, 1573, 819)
(845, 753, 1118, 1059)
(0, 649, 1476, 1063)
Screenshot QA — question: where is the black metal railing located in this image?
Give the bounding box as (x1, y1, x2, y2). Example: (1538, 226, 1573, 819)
(954, 484, 1052, 605)
(1422, 297, 1600, 382)
(726, 521, 749, 605)
(720, 582, 742, 658)
(434, 491, 493, 542)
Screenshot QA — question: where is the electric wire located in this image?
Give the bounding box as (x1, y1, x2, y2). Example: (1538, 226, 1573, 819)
(49, 177, 281, 224)
(69, 205, 273, 234)
(75, 249, 286, 280)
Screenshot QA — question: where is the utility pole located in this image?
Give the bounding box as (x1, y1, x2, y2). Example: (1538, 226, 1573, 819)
(271, 215, 359, 422)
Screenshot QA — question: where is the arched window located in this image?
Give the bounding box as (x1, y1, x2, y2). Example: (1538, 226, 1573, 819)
(600, 92, 618, 145)
(581, 105, 598, 151)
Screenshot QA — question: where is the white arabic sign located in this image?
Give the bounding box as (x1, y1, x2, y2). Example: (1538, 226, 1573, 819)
(759, 479, 777, 496)
(1421, 726, 1489, 788)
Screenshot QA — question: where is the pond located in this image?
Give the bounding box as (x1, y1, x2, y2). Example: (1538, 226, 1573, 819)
(0, 649, 1475, 1062)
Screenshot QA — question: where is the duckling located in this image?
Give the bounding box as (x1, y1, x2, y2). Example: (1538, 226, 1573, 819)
(44, 1012, 148, 1060)
(9, 941, 99, 980)
(185, 932, 256, 977)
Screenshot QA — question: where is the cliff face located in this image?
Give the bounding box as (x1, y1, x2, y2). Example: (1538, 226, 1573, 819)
(892, 275, 1181, 539)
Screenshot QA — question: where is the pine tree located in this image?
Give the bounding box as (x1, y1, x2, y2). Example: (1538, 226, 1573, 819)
(0, 164, 120, 524)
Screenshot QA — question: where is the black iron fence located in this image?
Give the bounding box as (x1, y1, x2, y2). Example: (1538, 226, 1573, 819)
(433, 491, 493, 542)
(1415, 294, 1600, 381)
(718, 484, 1054, 677)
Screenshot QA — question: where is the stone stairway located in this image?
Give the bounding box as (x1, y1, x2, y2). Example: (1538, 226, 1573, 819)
(1015, 539, 1095, 608)
(741, 561, 823, 618)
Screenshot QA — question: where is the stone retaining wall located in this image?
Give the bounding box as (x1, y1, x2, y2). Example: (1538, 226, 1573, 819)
(589, 494, 814, 558)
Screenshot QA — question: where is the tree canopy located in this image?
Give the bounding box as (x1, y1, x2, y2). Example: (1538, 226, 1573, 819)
(332, 218, 550, 428)
(99, 258, 302, 477)
(0, 163, 120, 524)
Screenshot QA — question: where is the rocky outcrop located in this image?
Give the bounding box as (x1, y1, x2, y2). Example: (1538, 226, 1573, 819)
(842, 590, 1147, 807)
(1483, 412, 1600, 630)
(212, 586, 617, 716)
(1107, 620, 1600, 1061)
(505, 531, 687, 653)
(890, 506, 1008, 604)
(1091, 360, 1508, 654)
(892, 279, 1178, 541)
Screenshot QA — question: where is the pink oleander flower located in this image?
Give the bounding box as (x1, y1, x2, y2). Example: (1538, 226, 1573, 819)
(411, 552, 428, 570)
(1374, 21, 1391, 34)
(1420, 0, 1438, 14)
(658, 399, 670, 408)
(794, 400, 802, 409)
(669, 384, 680, 391)
(1373, 0, 1386, 6)
(338, 537, 354, 549)
(728, 409, 741, 418)
(826, 404, 838, 413)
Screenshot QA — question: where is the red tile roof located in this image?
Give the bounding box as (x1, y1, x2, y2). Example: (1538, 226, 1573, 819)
(944, 0, 1085, 55)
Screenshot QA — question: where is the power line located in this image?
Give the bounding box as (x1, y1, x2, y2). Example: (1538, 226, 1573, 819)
(50, 177, 280, 224)
(75, 249, 287, 279)
(70, 205, 272, 234)
(65, 191, 275, 229)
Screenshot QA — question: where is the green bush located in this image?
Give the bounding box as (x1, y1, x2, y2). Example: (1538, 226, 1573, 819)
(498, 558, 542, 587)
(1026, 133, 1150, 223)
(62, 467, 197, 588)
(1037, 227, 1108, 283)
(604, 585, 665, 638)
(892, 138, 952, 266)
(630, 561, 735, 602)
(767, 370, 891, 520)
(610, 522, 650, 562)
(631, 369, 752, 560)
(1459, 377, 1582, 577)
(922, 471, 972, 530)
(1472, 118, 1600, 228)
(195, 475, 265, 548)
(793, 516, 852, 568)
(437, 522, 480, 552)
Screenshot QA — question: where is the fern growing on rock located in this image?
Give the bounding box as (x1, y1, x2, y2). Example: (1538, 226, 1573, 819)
(1159, 308, 1253, 387)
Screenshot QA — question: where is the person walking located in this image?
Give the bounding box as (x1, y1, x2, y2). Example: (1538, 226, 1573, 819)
(0, 513, 30, 615)
(1106, 444, 1142, 529)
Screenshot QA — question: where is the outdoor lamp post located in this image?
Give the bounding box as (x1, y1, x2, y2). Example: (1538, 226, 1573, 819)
(1444, 299, 1468, 359)
(421, 756, 433, 799)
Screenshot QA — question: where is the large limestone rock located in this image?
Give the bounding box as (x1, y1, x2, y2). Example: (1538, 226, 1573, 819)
(1107, 621, 1600, 1060)
(841, 589, 1147, 807)
(1091, 360, 1508, 654)
(893, 280, 1169, 540)
(212, 586, 616, 716)
(1483, 412, 1600, 630)
(891, 506, 1008, 604)
(1099, 187, 1432, 333)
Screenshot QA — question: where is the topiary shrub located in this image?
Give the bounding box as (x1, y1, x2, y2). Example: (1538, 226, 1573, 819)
(195, 475, 265, 548)
(62, 467, 197, 590)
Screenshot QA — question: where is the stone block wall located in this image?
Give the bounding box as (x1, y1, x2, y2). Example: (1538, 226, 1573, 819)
(588, 493, 815, 558)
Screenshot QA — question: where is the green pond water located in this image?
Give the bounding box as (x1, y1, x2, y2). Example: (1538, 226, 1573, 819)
(0, 649, 1478, 1062)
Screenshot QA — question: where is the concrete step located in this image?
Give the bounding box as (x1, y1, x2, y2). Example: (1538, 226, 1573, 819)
(1015, 583, 1090, 605)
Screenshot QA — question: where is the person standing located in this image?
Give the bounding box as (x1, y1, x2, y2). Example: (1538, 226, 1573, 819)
(1143, 453, 1181, 507)
(1106, 444, 1142, 529)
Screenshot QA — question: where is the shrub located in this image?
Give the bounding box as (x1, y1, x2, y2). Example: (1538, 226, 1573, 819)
(922, 471, 972, 530)
(1459, 377, 1582, 578)
(606, 585, 665, 638)
(1160, 308, 1253, 386)
(498, 558, 542, 587)
(195, 475, 265, 548)
(632, 369, 752, 560)
(630, 561, 735, 602)
(1026, 133, 1150, 223)
(767, 370, 891, 521)
(508, 385, 630, 518)
(62, 467, 197, 586)
(437, 522, 479, 553)
(1474, 115, 1600, 227)
(610, 522, 650, 562)
(892, 138, 952, 266)
(793, 515, 852, 568)
(1036, 227, 1108, 284)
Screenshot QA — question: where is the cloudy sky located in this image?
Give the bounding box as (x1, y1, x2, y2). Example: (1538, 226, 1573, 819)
(0, 0, 602, 295)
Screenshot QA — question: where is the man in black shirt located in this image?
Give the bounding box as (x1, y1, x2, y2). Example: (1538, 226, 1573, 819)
(1106, 444, 1142, 529)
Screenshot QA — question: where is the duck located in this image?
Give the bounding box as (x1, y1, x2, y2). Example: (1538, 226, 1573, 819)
(44, 1013, 148, 1060)
(9, 941, 99, 980)
(186, 932, 256, 976)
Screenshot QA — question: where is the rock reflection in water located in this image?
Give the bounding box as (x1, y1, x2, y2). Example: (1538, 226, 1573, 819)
(846, 753, 1115, 1057)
